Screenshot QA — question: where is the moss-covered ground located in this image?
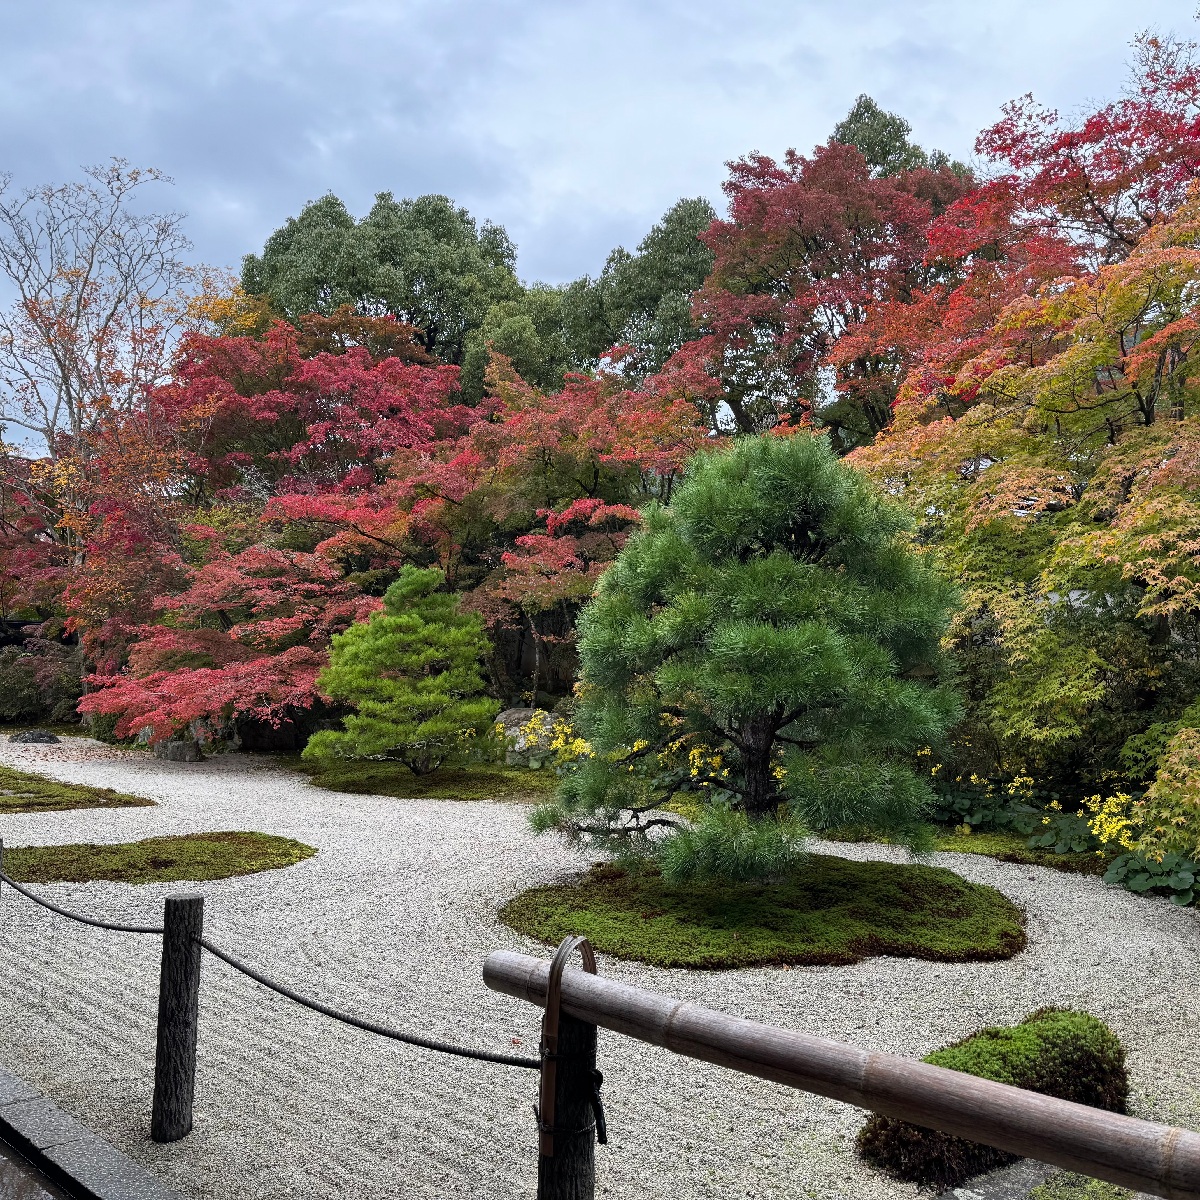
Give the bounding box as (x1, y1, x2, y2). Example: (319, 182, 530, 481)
(827, 826, 1110, 875)
(1031, 1173, 1132, 1200)
(930, 829, 1111, 875)
(501, 855, 1027, 968)
(3, 831, 315, 884)
(0, 723, 89, 739)
(0, 764, 155, 813)
(297, 759, 557, 802)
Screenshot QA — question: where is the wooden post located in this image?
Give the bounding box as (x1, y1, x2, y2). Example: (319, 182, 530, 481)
(538, 1009, 598, 1200)
(151, 893, 204, 1143)
(484, 949, 1200, 1200)
(537, 937, 601, 1200)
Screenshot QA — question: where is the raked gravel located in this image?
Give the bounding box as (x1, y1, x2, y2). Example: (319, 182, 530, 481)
(0, 739, 1197, 1200)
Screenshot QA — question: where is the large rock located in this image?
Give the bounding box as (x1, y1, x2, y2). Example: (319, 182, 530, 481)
(9, 729, 60, 744)
(153, 739, 204, 763)
(495, 707, 553, 767)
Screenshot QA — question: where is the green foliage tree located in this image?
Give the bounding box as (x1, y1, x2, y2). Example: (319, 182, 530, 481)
(560, 196, 716, 376)
(242, 192, 522, 374)
(536, 433, 962, 880)
(832, 94, 969, 179)
(459, 283, 575, 399)
(303, 566, 499, 774)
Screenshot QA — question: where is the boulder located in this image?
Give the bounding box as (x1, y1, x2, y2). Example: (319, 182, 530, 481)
(153, 739, 204, 763)
(8, 729, 60, 744)
(495, 707, 553, 767)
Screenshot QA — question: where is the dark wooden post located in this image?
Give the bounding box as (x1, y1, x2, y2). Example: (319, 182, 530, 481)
(151, 892, 204, 1142)
(538, 1009, 598, 1200)
(537, 936, 602, 1200)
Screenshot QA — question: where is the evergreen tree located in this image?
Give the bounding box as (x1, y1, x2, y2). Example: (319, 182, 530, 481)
(535, 434, 961, 880)
(832, 94, 968, 179)
(559, 196, 716, 377)
(242, 192, 521, 372)
(303, 567, 499, 774)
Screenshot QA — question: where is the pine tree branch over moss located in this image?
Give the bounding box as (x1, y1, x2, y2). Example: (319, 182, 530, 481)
(303, 566, 499, 775)
(536, 433, 962, 880)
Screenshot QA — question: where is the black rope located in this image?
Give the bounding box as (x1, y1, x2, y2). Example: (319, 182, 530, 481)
(0, 870, 163, 935)
(197, 936, 541, 1070)
(0, 866, 541, 1071)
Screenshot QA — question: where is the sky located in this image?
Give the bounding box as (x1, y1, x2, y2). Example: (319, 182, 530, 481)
(0, 0, 1195, 286)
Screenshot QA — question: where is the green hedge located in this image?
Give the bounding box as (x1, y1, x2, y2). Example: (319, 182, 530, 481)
(856, 1008, 1128, 1189)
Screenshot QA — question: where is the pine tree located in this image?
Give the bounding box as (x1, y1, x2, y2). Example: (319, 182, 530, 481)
(535, 433, 962, 880)
(303, 567, 499, 774)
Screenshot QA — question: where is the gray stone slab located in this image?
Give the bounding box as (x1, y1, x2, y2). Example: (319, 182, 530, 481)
(46, 1134, 189, 1200)
(1, 1098, 83, 1151)
(0, 1064, 185, 1200)
(0, 1066, 41, 1107)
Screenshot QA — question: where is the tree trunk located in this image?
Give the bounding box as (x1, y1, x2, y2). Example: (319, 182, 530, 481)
(740, 717, 777, 819)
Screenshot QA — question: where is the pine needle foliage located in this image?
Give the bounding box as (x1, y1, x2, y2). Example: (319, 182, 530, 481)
(303, 566, 499, 774)
(535, 433, 961, 878)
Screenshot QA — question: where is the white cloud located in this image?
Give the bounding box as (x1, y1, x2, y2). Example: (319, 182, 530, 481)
(0, 0, 1190, 284)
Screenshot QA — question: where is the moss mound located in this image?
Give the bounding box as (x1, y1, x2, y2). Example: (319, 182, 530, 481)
(3, 832, 315, 884)
(300, 760, 556, 802)
(0, 764, 155, 813)
(857, 1008, 1128, 1190)
(500, 855, 1026, 968)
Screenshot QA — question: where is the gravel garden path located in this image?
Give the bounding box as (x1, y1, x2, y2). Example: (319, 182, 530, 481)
(0, 739, 1196, 1200)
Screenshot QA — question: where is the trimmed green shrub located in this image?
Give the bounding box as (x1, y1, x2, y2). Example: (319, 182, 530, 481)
(303, 566, 499, 775)
(856, 1008, 1128, 1189)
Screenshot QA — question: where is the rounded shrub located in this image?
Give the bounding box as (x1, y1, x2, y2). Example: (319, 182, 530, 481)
(856, 1008, 1128, 1190)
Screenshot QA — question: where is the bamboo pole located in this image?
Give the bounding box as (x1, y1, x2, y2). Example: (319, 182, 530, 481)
(483, 949, 1200, 1200)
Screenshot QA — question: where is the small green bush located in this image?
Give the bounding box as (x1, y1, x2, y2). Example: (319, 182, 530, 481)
(656, 806, 809, 884)
(856, 1008, 1128, 1190)
(1104, 850, 1196, 906)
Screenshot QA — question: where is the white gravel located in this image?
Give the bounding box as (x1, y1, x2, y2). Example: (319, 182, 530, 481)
(0, 738, 1197, 1200)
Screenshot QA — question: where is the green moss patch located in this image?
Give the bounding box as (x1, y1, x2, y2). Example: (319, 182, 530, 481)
(500, 854, 1026, 968)
(299, 759, 557, 803)
(826, 826, 1110, 876)
(1031, 1173, 1132, 1200)
(857, 1008, 1128, 1190)
(932, 830, 1112, 875)
(3, 831, 315, 884)
(0, 765, 155, 813)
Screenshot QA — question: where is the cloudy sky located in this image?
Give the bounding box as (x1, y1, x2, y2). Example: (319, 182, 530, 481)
(0, 0, 1193, 285)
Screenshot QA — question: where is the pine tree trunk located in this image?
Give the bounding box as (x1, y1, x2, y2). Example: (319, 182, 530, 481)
(741, 718, 777, 819)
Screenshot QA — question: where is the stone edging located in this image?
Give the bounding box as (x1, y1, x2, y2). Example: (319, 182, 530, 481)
(0, 1064, 184, 1200)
